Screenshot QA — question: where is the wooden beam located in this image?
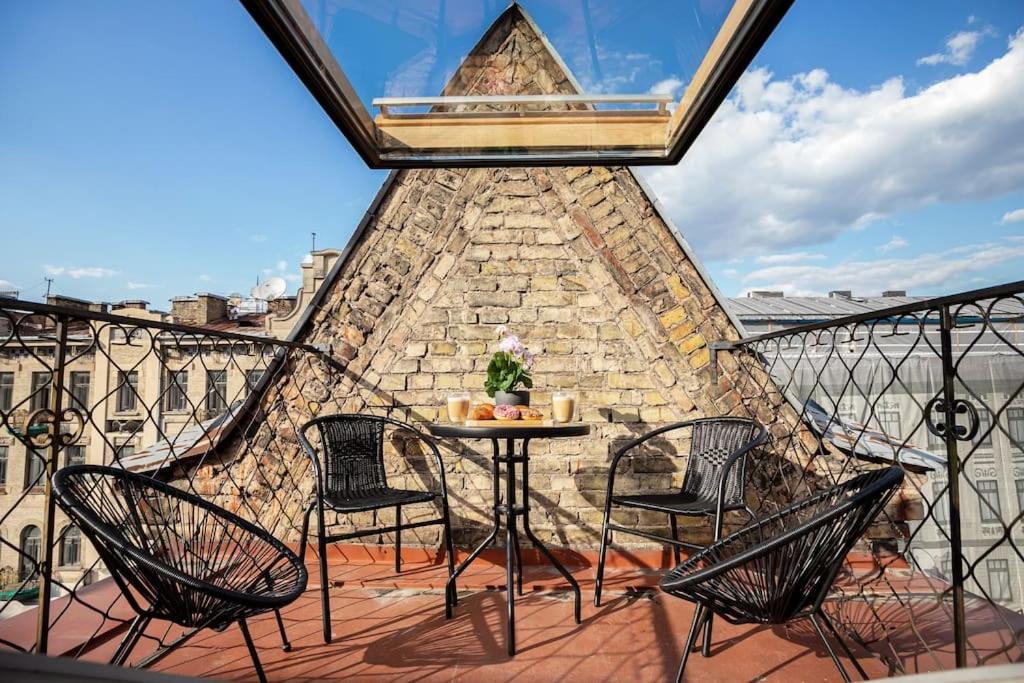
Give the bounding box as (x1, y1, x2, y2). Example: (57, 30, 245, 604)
(376, 112, 669, 151)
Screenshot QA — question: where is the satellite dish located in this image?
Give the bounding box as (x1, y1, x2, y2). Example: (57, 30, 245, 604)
(249, 284, 263, 299)
(263, 277, 287, 301)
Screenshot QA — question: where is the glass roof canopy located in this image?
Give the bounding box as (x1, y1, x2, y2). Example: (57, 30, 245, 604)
(241, 0, 792, 168)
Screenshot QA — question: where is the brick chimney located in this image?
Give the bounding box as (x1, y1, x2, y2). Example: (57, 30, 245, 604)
(112, 299, 149, 311)
(171, 293, 228, 326)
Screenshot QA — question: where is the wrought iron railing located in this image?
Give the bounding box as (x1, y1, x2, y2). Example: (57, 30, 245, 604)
(2, 281, 1023, 676)
(0, 298, 336, 659)
(712, 280, 1024, 673)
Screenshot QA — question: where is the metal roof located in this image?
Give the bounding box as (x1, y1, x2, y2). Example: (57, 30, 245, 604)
(728, 295, 929, 320)
(728, 294, 1024, 322)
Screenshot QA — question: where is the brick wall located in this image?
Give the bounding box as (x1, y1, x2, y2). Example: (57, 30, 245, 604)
(190, 5, 901, 552)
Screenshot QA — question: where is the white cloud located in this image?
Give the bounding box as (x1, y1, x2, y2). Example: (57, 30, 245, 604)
(261, 260, 289, 276)
(643, 29, 1024, 261)
(742, 239, 1024, 296)
(918, 29, 991, 66)
(649, 77, 683, 97)
(878, 236, 909, 253)
(44, 265, 118, 279)
(126, 282, 153, 290)
(1001, 208, 1024, 224)
(755, 252, 825, 265)
(0, 279, 20, 291)
(198, 274, 213, 282)
(250, 233, 267, 243)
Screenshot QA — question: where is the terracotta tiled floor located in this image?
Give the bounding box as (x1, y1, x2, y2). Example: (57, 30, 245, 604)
(148, 559, 892, 682)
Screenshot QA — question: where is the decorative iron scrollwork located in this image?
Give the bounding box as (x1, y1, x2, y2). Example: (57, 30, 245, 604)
(924, 397, 979, 442)
(22, 407, 86, 449)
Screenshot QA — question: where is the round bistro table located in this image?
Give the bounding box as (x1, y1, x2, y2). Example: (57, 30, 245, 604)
(428, 422, 590, 656)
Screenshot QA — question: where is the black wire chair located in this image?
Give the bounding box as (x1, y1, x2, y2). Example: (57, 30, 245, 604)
(660, 466, 905, 683)
(595, 417, 766, 650)
(297, 414, 456, 643)
(51, 464, 307, 683)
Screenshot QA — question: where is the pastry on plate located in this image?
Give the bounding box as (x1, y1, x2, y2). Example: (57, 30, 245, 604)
(493, 404, 521, 420)
(518, 407, 543, 420)
(470, 403, 495, 420)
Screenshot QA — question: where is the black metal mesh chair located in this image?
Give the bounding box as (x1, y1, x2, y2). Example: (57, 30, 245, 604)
(51, 465, 307, 683)
(298, 414, 455, 643)
(595, 418, 766, 599)
(660, 466, 904, 683)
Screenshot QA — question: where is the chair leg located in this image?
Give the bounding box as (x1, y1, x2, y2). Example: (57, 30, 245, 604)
(512, 529, 524, 596)
(110, 614, 150, 666)
(395, 504, 402, 574)
(808, 612, 853, 683)
(316, 505, 331, 644)
(701, 609, 714, 657)
(817, 609, 868, 680)
(442, 498, 457, 610)
(274, 609, 291, 652)
(669, 514, 681, 567)
(238, 618, 268, 683)
(298, 501, 314, 565)
(675, 605, 706, 683)
(594, 505, 612, 607)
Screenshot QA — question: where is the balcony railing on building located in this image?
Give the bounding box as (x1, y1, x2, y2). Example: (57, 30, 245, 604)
(0, 282, 1022, 677)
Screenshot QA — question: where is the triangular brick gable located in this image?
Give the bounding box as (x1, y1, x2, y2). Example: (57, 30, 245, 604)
(202, 4, 808, 548)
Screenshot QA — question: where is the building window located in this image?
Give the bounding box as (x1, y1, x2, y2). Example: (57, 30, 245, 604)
(59, 525, 81, 567)
(30, 372, 51, 411)
(977, 480, 1002, 524)
(206, 370, 227, 416)
(1016, 480, 1024, 513)
(70, 371, 91, 409)
(0, 445, 7, 486)
(19, 525, 41, 581)
(987, 559, 1012, 602)
(876, 404, 901, 439)
(940, 556, 952, 581)
(163, 370, 188, 412)
(0, 371, 13, 411)
(25, 450, 46, 489)
(114, 443, 135, 461)
(245, 369, 265, 396)
(931, 486, 948, 525)
(975, 410, 993, 449)
(1009, 407, 1024, 453)
(115, 371, 138, 413)
(65, 445, 86, 468)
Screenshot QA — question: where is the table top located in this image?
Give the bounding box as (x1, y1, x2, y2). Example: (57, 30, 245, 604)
(428, 422, 591, 440)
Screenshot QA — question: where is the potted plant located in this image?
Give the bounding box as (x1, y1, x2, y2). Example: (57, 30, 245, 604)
(485, 326, 534, 406)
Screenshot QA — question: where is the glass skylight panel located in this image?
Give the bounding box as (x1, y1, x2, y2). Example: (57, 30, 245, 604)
(243, 0, 790, 166)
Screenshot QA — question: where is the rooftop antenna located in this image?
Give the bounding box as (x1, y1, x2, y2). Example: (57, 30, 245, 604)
(311, 231, 317, 252)
(44, 277, 54, 298)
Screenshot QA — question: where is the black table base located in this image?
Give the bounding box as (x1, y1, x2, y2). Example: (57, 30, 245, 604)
(444, 437, 582, 656)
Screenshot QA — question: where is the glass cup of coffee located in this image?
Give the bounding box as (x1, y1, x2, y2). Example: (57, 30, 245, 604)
(447, 393, 471, 423)
(552, 392, 576, 423)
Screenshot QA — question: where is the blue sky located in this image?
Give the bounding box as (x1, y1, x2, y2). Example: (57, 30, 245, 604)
(1, 1, 1023, 306)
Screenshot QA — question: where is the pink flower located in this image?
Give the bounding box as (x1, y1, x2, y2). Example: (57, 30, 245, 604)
(523, 350, 534, 369)
(496, 324, 510, 337)
(499, 335, 525, 357)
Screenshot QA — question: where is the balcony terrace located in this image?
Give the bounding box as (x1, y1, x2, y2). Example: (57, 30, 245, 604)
(2, 2, 1024, 682)
(1, 281, 1022, 682)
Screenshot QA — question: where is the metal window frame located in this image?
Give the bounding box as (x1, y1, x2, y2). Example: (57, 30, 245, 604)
(238, 0, 793, 168)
